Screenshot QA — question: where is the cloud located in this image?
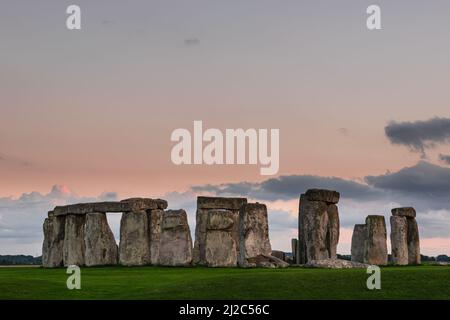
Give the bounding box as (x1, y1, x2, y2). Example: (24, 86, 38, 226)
(192, 175, 382, 202)
(191, 161, 450, 244)
(439, 154, 450, 165)
(184, 38, 200, 46)
(385, 117, 450, 155)
(0, 185, 118, 255)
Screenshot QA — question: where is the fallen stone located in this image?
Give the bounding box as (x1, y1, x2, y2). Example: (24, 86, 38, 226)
(351, 224, 367, 263)
(84, 212, 118, 266)
(42, 215, 66, 268)
(390, 216, 408, 265)
(305, 258, 370, 269)
(364, 215, 388, 265)
(246, 254, 289, 268)
(119, 210, 151, 266)
(271, 250, 286, 261)
(63, 214, 86, 266)
(158, 210, 193, 266)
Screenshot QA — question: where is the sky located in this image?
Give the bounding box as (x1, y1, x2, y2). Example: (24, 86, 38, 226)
(1, 1, 450, 256)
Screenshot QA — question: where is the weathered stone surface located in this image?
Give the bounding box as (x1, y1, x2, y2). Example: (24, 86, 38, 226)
(304, 189, 340, 204)
(299, 194, 336, 263)
(246, 254, 289, 268)
(364, 215, 388, 265)
(42, 215, 66, 268)
(407, 218, 421, 265)
(390, 216, 408, 265)
(84, 212, 118, 266)
(63, 214, 86, 266)
(148, 209, 163, 265)
(271, 250, 286, 261)
(197, 196, 247, 210)
(391, 207, 416, 218)
(158, 210, 193, 266)
(193, 198, 244, 265)
(120, 198, 168, 211)
(351, 224, 366, 263)
(119, 210, 151, 266)
(327, 204, 340, 259)
(207, 210, 235, 230)
(205, 228, 237, 267)
(238, 203, 272, 267)
(53, 198, 168, 216)
(305, 258, 370, 269)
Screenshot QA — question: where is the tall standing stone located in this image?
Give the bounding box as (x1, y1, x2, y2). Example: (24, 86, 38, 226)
(158, 210, 193, 266)
(119, 210, 151, 266)
(148, 209, 164, 265)
(42, 212, 66, 268)
(63, 214, 86, 266)
(238, 203, 272, 267)
(407, 218, 421, 264)
(351, 224, 366, 263)
(364, 215, 387, 265)
(391, 207, 420, 265)
(84, 212, 118, 266)
(298, 189, 340, 264)
(390, 216, 408, 265)
(291, 238, 298, 264)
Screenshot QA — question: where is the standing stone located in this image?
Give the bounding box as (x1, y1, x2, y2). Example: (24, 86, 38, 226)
(148, 209, 164, 265)
(84, 212, 118, 266)
(364, 215, 387, 265)
(63, 214, 86, 266)
(42, 213, 66, 268)
(193, 197, 246, 265)
(119, 210, 151, 266)
(351, 224, 367, 263)
(327, 204, 340, 259)
(205, 209, 237, 267)
(158, 210, 193, 266)
(291, 238, 298, 264)
(391, 207, 420, 265)
(390, 216, 408, 265)
(298, 190, 340, 264)
(238, 203, 272, 267)
(407, 218, 421, 265)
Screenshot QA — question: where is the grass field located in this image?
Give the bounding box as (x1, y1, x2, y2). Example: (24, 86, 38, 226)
(0, 265, 449, 300)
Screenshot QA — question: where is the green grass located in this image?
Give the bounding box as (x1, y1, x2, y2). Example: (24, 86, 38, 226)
(0, 265, 449, 300)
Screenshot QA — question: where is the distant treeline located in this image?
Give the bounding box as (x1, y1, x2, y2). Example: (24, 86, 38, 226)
(0, 255, 42, 265)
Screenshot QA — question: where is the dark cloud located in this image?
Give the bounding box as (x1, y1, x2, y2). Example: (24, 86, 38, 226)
(365, 161, 450, 195)
(385, 117, 450, 155)
(184, 38, 200, 46)
(439, 154, 450, 165)
(192, 175, 382, 202)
